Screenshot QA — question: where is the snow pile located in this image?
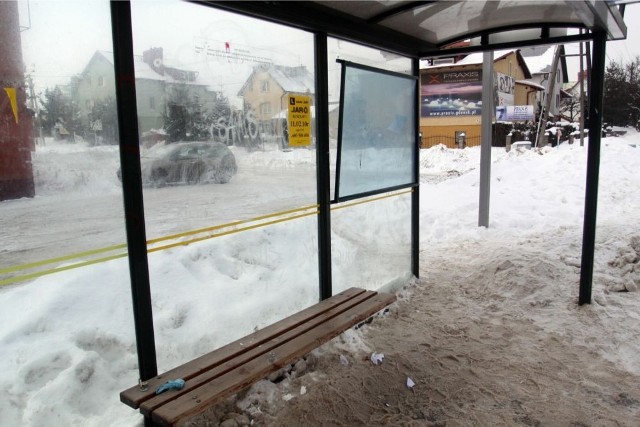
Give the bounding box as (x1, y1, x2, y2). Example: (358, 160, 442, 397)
(31, 140, 122, 196)
(1, 133, 639, 426)
(232, 143, 317, 170)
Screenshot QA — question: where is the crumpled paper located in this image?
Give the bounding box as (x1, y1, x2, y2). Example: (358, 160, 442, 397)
(406, 377, 415, 388)
(370, 352, 384, 365)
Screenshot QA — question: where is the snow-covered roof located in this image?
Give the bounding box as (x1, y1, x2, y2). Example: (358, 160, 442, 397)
(521, 46, 555, 74)
(92, 50, 207, 86)
(271, 65, 314, 93)
(421, 49, 516, 70)
(516, 80, 545, 90)
(238, 64, 314, 96)
(455, 49, 516, 66)
(421, 49, 531, 78)
(270, 66, 314, 93)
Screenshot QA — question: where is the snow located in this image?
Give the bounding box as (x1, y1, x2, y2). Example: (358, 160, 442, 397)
(420, 49, 517, 69)
(521, 45, 555, 74)
(266, 65, 314, 94)
(1, 132, 640, 426)
(456, 49, 515, 66)
(516, 79, 545, 91)
(95, 50, 208, 86)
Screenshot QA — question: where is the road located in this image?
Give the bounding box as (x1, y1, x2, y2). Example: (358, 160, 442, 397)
(0, 167, 317, 272)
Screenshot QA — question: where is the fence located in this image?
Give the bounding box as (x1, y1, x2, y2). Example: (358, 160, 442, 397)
(421, 135, 482, 149)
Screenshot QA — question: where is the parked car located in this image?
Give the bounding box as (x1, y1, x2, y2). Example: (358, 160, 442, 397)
(117, 141, 237, 187)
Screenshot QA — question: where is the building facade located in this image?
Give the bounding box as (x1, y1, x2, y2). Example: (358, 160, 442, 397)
(519, 46, 569, 120)
(74, 48, 217, 137)
(238, 64, 314, 136)
(420, 49, 536, 149)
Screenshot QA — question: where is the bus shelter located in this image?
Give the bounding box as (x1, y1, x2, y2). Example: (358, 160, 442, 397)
(0, 2, 627, 422)
(106, 0, 630, 398)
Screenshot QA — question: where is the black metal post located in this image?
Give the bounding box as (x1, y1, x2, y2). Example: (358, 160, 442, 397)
(110, 0, 158, 384)
(579, 30, 606, 305)
(314, 32, 332, 301)
(412, 58, 420, 278)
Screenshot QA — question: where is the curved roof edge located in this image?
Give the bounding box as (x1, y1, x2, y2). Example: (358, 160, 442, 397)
(206, 1, 627, 59)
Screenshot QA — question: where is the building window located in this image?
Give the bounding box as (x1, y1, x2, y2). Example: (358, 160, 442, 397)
(98, 76, 104, 87)
(149, 96, 156, 110)
(260, 80, 269, 92)
(556, 94, 560, 108)
(557, 72, 561, 83)
(260, 102, 271, 114)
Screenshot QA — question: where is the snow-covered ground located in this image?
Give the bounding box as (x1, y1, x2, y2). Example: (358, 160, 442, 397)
(1, 133, 639, 426)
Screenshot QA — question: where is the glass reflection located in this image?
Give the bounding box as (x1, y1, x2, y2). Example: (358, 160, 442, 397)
(129, 0, 320, 360)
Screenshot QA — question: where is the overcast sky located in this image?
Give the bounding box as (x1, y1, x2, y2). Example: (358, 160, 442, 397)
(19, 0, 315, 93)
(17, 0, 640, 93)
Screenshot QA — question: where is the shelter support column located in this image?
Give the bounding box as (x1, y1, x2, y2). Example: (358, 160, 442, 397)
(478, 50, 493, 228)
(314, 32, 332, 301)
(412, 58, 420, 278)
(0, 1, 35, 201)
(110, 0, 158, 398)
(579, 31, 607, 305)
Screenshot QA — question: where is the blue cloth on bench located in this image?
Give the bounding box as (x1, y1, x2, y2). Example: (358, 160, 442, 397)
(155, 379, 185, 395)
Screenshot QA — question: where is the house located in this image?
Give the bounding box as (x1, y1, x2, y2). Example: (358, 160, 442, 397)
(420, 49, 536, 148)
(237, 64, 314, 136)
(73, 48, 218, 137)
(560, 69, 589, 122)
(520, 46, 570, 120)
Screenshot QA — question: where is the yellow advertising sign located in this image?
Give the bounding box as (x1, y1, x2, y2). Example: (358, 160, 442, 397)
(3, 88, 18, 123)
(287, 95, 311, 147)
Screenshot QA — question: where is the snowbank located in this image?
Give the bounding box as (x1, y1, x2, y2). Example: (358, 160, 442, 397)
(1, 134, 639, 426)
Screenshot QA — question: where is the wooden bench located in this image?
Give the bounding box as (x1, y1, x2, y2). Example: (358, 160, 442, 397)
(120, 287, 396, 426)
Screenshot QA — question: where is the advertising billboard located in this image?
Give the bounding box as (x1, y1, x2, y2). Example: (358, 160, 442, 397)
(421, 70, 483, 117)
(496, 105, 535, 121)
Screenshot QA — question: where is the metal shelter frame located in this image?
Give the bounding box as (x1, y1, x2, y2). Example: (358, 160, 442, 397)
(109, 1, 628, 416)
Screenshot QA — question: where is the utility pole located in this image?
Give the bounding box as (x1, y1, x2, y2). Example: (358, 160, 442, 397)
(27, 73, 44, 145)
(579, 30, 586, 146)
(536, 45, 562, 148)
(478, 50, 493, 228)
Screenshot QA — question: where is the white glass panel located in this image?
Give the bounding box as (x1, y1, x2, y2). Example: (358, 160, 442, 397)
(332, 192, 412, 293)
(337, 64, 416, 199)
(327, 38, 413, 295)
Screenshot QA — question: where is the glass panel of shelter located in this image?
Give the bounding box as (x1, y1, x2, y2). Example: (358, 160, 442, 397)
(0, 1, 134, 425)
(129, 0, 319, 367)
(0, 6, 416, 422)
(327, 38, 413, 293)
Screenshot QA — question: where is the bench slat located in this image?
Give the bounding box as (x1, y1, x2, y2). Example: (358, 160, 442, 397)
(140, 290, 380, 416)
(121, 287, 367, 408)
(151, 292, 396, 426)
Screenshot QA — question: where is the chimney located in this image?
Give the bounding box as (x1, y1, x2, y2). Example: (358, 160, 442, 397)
(143, 47, 164, 75)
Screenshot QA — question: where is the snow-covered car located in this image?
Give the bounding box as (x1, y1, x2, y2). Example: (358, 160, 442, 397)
(117, 141, 237, 187)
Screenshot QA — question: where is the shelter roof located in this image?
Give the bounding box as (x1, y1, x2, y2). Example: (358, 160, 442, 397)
(210, 1, 627, 58)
